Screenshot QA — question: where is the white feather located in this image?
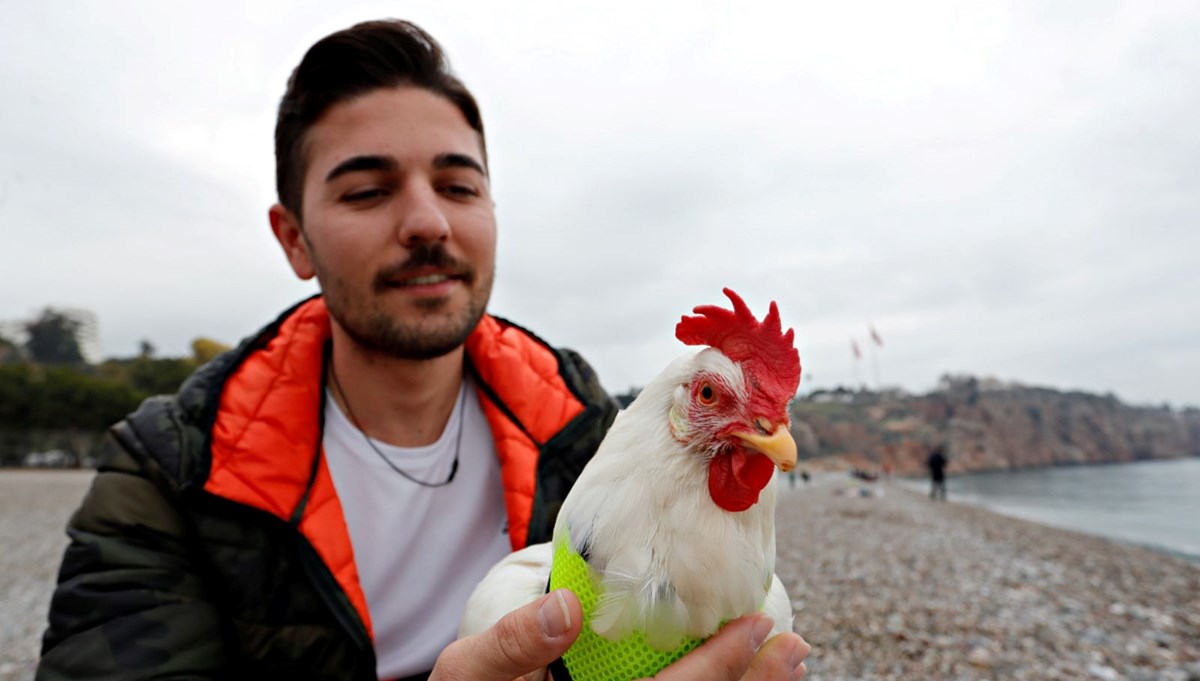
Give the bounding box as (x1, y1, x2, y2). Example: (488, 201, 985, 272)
(763, 573, 795, 637)
(457, 542, 552, 638)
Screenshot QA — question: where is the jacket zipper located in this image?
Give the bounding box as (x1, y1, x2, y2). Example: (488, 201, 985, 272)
(294, 533, 375, 655)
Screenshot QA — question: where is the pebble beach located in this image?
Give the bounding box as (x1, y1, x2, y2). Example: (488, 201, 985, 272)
(0, 470, 93, 681)
(2, 470, 1197, 681)
(777, 477, 1200, 680)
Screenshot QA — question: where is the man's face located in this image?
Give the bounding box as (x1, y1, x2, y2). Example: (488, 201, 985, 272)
(275, 86, 496, 359)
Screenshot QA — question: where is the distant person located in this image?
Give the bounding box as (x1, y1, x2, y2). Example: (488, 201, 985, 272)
(801, 470, 810, 484)
(928, 444, 948, 501)
(788, 469, 797, 488)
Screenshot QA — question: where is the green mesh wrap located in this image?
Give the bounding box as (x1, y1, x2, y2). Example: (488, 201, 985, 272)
(549, 533, 706, 681)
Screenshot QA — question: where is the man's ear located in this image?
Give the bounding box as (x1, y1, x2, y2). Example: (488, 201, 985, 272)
(269, 203, 316, 280)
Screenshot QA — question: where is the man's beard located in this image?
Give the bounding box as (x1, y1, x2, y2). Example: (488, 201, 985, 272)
(318, 242, 493, 360)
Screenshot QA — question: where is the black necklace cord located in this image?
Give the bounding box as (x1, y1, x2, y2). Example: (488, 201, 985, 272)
(327, 359, 464, 488)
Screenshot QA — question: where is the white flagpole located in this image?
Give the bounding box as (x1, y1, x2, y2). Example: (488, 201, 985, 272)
(868, 324, 883, 389)
(872, 343, 880, 389)
(851, 339, 861, 388)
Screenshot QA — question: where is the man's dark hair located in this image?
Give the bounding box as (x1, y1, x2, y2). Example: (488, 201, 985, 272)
(274, 19, 486, 218)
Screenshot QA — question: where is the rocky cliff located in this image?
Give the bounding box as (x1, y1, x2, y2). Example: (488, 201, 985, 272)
(790, 376, 1200, 476)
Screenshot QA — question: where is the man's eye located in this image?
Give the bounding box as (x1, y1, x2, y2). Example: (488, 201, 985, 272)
(342, 189, 386, 203)
(441, 184, 479, 198)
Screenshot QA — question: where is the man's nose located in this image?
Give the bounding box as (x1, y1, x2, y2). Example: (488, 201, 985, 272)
(395, 184, 451, 245)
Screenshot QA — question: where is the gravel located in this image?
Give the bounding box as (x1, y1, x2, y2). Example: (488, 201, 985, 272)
(777, 476, 1200, 680)
(0, 470, 93, 681)
(3, 470, 1197, 680)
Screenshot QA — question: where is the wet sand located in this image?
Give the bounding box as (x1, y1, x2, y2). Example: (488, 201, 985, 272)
(2, 470, 1198, 680)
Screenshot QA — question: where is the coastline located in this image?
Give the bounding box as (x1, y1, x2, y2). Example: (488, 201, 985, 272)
(3, 470, 1198, 680)
(890, 477, 1200, 564)
(890, 458, 1200, 563)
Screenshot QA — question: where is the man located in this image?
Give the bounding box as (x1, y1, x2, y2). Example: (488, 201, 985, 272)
(38, 20, 809, 680)
(928, 444, 948, 501)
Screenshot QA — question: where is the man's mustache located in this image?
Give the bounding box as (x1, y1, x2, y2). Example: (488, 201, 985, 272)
(372, 244, 474, 293)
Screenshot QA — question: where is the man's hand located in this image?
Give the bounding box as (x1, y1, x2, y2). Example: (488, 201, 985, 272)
(432, 589, 811, 681)
(432, 589, 582, 681)
(651, 614, 810, 681)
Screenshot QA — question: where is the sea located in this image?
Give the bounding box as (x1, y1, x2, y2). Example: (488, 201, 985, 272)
(910, 457, 1200, 561)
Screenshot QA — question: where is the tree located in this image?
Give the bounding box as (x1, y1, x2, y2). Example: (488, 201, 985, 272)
(192, 337, 232, 365)
(127, 357, 194, 396)
(24, 308, 86, 365)
(0, 364, 141, 430)
(0, 333, 19, 364)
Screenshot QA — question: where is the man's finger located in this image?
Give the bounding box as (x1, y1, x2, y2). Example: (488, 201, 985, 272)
(432, 589, 582, 681)
(651, 615, 771, 681)
(743, 631, 811, 681)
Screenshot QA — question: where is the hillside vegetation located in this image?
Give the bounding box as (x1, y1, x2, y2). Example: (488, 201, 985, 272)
(791, 376, 1200, 475)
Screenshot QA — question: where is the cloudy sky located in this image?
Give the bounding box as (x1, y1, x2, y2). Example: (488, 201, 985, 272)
(2, 1, 1197, 406)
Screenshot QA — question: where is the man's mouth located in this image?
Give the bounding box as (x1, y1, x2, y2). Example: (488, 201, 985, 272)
(393, 273, 456, 287)
(374, 244, 473, 293)
(378, 269, 471, 292)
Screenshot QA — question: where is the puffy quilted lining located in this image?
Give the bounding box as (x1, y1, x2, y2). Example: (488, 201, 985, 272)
(467, 316, 585, 549)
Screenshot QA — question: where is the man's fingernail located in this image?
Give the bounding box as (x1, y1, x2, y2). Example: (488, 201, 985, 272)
(750, 616, 774, 648)
(538, 590, 572, 638)
(790, 637, 811, 667)
(790, 638, 811, 680)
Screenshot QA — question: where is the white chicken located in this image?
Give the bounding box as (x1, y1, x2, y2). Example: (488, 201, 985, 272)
(460, 288, 801, 679)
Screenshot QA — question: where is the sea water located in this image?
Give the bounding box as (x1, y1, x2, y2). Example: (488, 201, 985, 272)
(921, 458, 1200, 560)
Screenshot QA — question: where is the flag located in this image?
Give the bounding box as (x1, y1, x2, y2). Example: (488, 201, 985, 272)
(851, 339, 862, 359)
(869, 325, 883, 347)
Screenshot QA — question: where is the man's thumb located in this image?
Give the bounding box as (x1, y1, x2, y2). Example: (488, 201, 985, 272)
(433, 589, 582, 681)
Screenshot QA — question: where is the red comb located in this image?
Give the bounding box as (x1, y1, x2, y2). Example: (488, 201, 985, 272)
(676, 288, 801, 405)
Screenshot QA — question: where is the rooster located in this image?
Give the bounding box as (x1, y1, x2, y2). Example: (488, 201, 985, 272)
(459, 288, 801, 680)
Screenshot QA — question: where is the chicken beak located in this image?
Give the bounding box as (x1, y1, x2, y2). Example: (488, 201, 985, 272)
(735, 424, 797, 472)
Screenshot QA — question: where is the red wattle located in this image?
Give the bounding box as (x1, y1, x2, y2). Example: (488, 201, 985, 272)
(708, 449, 776, 512)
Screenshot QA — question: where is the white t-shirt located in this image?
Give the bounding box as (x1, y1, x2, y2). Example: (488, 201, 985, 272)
(323, 376, 512, 679)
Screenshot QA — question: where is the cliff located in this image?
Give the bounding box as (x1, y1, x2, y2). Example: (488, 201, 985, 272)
(790, 376, 1200, 476)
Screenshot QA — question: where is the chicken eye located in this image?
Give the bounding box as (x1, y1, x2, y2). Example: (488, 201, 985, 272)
(698, 383, 717, 406)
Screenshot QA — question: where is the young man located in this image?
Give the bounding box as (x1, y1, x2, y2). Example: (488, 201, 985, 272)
(38, 20, 809, 680)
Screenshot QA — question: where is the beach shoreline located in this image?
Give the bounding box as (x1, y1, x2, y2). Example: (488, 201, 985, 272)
(888, 459, 1200, 564)
(3, 470, 1198, 680)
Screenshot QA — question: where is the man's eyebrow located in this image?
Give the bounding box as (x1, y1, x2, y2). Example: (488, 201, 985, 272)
(433, 153, 486, 176)
(324, 155, 398, 183)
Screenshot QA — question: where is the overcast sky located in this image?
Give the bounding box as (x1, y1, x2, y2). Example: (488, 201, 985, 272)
(2, 1, 1197, 406)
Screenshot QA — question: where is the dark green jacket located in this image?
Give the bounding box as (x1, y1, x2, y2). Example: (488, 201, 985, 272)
(38, 298, 619, 680)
